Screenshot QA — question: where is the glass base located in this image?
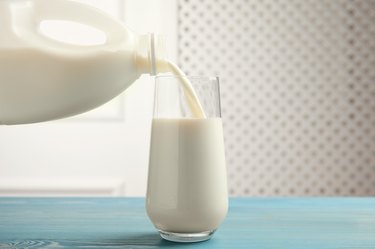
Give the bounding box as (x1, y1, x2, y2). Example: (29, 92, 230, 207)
(158, 229, 216, 243)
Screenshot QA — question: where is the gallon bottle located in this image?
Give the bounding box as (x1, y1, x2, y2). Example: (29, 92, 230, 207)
(0, 0, 170, 125)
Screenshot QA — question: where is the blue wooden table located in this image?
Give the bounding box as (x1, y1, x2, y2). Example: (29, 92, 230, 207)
(0, 198, 374, 248)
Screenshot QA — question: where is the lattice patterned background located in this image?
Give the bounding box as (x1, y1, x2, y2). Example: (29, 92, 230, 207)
(177, 0, 375, 196)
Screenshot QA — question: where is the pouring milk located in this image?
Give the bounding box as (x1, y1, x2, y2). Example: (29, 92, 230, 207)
(0, 0, 228, 240)
(0, 0, 205, 124)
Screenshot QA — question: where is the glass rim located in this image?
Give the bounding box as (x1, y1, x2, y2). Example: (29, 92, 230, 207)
(155, 74, 219, 81)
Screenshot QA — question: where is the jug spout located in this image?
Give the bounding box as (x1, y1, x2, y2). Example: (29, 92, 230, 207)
(136, 34, 169, 75)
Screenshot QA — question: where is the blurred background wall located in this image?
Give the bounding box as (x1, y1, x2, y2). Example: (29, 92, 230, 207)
(0, 0, 374, 196)
(177, 0, 375, 196)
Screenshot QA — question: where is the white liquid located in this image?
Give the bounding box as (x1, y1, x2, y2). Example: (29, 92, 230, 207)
(146, 118, 228, 233)
(166, 61, 206, 118)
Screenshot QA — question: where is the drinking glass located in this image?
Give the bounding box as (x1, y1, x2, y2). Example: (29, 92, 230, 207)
(146, 75, 228, 243)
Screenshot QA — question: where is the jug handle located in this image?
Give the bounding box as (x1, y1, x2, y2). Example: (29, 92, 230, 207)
(32, 0, 127, 49)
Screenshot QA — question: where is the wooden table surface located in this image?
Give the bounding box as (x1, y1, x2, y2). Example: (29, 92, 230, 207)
(0, 198, 374, 248)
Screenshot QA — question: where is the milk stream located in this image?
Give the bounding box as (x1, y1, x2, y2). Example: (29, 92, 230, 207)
(166, 61, 206, 118)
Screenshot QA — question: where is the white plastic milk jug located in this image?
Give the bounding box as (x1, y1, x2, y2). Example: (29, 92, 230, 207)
(0, 0, 177, 125)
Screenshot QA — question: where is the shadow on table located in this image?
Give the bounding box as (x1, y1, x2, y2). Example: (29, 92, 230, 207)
(95, 232, 189, 247)
(0, 233, 187, 249)
(0, 234, 194, 248)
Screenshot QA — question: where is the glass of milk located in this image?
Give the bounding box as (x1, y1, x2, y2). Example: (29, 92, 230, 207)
(146, 75, 228, 243)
